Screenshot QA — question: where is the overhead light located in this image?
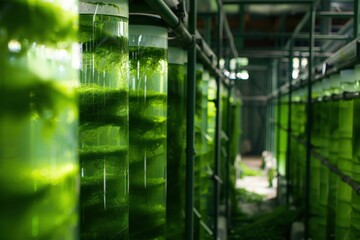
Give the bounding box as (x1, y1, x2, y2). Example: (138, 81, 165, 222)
(238, 57, 248, 66)
(237, 70, 249, 80)
(293, 58, 300, 69)
(301, 58, 308, 68)
(223, 69, 230, 77)
(229, 72, 236, 80)
(219, 59, 225, 69)
(230, 59, 236, 71)
(292, 69, 299, 79)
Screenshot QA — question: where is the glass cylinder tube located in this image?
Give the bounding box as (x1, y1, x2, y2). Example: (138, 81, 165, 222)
(0, 0, 79, 239)
(166, 46, 186, 240)
(78, 1, 129, 239)
(199, 71, 211, 240)
(129, 14, 168, 240)
(194, 63, 204, 239)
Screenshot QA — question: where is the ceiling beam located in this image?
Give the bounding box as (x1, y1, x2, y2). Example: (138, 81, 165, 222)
(317, 11, 353, 18)
(223, 0, 314, 4)
(236, 50, 333, 58)
(234, 32, 352, 40)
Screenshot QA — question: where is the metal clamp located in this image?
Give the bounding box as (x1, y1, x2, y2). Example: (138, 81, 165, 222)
(213, 174, 223, 184)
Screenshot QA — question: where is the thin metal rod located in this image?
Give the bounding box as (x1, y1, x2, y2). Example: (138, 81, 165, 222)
(317, 11, 353, 18)
(304, 5, 315, 240)
(144, 0, 193, 47)
(223, 13, 239, 58)
(355, 0, 360, 37)
(214, 0, 223, 238)
(225, 85, 233, 232)
(235, 50, 332, 58)
(286, 41, 293, 206)
(185, 0, 197, 239)
(223, 0, 313, 4)
(234, 32, 351, 40)
(275, 63, 282, 177)
(144, 0, 226, 84)
(280, 125, 360, 196)
(284, 0, 321, 50)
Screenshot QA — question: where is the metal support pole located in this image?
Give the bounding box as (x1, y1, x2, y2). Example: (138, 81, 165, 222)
(225, 84, 233, 232)
(204, 16, 212, 46)
(355, 0, 360, 38)
(272, 60, 278, 154)
(214, 0, 223, 239)
(286, 41, 293, 206)
(237, 5, 244, 50)
(275, 63, 282, 177)
(185, 0, 197, 239)
(304, 5, 315, 240)
(317, 11, 353, 18)
(223, 0, 313, 4)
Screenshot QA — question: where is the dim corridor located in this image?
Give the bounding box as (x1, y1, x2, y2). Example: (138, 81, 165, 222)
(235, 156, 277, 216)
(229, 156, 298, 240)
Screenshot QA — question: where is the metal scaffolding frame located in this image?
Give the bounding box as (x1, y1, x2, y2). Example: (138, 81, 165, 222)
(143, 0, 360, 239)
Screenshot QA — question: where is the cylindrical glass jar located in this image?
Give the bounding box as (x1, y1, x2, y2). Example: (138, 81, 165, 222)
(129, 14, 168, 240)
(78, 1, 129, 239)
(0, 1, 79, 239)
(194, 63, 204, 239)
(199, 70, 211, 240)
(166, 46, 186, 240)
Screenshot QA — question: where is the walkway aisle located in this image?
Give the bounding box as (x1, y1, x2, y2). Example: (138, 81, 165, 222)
(235, 156, 277, 217)
(229, 156, 298, 240)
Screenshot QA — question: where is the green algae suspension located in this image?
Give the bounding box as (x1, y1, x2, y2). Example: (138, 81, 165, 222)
(0, 0, 80, 238)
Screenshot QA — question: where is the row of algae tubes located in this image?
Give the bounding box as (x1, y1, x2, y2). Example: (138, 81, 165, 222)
(1, 1, 229, 239)
(286, 67, 360, 240)
(166, 47, 187, 240)
(78, 2, 129, 238)
(0, 0, 79, 239)
(129, 22, 168, 240)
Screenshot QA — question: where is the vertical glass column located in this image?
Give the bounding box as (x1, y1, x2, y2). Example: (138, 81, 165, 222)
(298, 89, 307, 201)
(327, 72, 352, 240)
(199, 70, 210, 240)
(78, 1, 129, 239)
(278, 95, 288, 177)
(0, 0, 79, 239)
(322, 74, 340, 239)
(129, 14, 168, 240)
(166, 46, 186, 240)
(194, 63, 205, 240)
(336, 69, 356, 240)
(351, 64, 360, 239)
(309, 82, 323, 240)
(317, 79, 331, 240)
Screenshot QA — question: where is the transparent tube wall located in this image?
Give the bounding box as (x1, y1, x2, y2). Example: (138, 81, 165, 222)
(166, 47, 186, 240)
(129, 23, 168, 239)
(0, 0, 79, 239)
(194, 64, 204, 239)
(79, 1, 129, 239)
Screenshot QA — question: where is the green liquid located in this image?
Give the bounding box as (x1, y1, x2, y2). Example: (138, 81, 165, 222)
(351, 99, 360, 239)
(289, 101, 306, 202)
(0, 1, 79, 239)
(79, 14, 129, 239)
(309, 100, 325, 240)
(166, 63, 186, 240)
(327, 101, 339, 239)
(0, 165, 78, 239)
(278, 102, 288, 176)
(129, 46, 167, 240)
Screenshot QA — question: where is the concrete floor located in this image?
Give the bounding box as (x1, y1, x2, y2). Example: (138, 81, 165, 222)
(235, 156, 277, 216)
